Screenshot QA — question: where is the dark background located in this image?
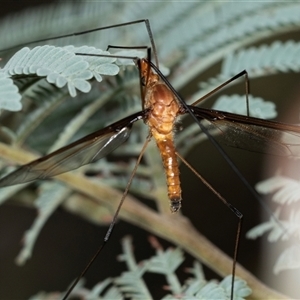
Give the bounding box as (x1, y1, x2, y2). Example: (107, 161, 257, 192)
(1, 2, 300, 299)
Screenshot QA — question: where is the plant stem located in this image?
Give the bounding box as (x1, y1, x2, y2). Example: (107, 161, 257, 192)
(0, 142, 289, 299)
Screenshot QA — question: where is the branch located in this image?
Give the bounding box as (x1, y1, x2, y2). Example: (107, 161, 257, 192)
(0, 142, 288, 299)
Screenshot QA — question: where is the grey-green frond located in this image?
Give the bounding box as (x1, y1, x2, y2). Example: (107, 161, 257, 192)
(0, 73, 22, 111)
(212, 95, 277, 119)
(29, 278, 122, 300)
(194, 40, 300, 103)
(0, 45, 120, 109)
(1, 1, 300, 299)
(28, 237, 252, 300)
(247, 176, 300, 274)
(15, 182, 71, 266)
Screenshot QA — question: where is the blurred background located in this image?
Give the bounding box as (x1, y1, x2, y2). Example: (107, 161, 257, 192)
(0, 1, 300, 299)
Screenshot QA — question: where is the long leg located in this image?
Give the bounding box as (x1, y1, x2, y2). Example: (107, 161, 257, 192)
(176, 152, 243, 300)
(0, 19, 158, 67)
(0, 13, 288, 300)
(62, 135, 152, 299)
(151, 62, 281, 221)
(0, 20, 160, 299)
(149, 62, 290, 298)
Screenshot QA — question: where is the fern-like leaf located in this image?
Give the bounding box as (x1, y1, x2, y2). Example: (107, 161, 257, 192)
(221, 41, 300, 78)
(14, 81, 66, 145)
(247, 209, 286, 242)
(0, 45, 120, 109)
(15, 182, 71, 265)
(256, 176, 300, 205)
(193, 281, 227, 300)
(248, 174, 300, 274)
(29, 278, 123, 300)
(1, 2, 299, 298)
(0, 72, 22, 111)
(197, 40, 300, 100)
(220, 276, 252, 300)
(212, 95, 277, 119)
(114, 237, 151, 299)
(86, 278, 123, 300)
(273, 245, 300, 274)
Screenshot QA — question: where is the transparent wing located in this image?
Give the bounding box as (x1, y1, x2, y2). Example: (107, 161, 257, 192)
(189, 106, 300, 158)
(0, 111, 146, 187)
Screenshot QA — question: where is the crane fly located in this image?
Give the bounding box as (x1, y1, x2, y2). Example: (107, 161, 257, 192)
(0, 18, 298, 299)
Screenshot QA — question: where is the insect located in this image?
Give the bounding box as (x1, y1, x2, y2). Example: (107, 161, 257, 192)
(0, 15, 296, 300)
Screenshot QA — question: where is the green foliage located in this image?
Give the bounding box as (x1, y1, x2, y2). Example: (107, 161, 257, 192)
(1, 1, 300, 299)
(16, 182, 72, 265)
(247, 176, 300, 274)
(198, 41, 300, 99)
(0, 73, 21, 111)
(29, 237, 252, 300)
(0, 45, 121, 108)
(212, 95, 277, 119)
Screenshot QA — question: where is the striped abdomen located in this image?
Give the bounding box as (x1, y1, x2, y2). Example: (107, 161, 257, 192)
(144, 75, 182, 212)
